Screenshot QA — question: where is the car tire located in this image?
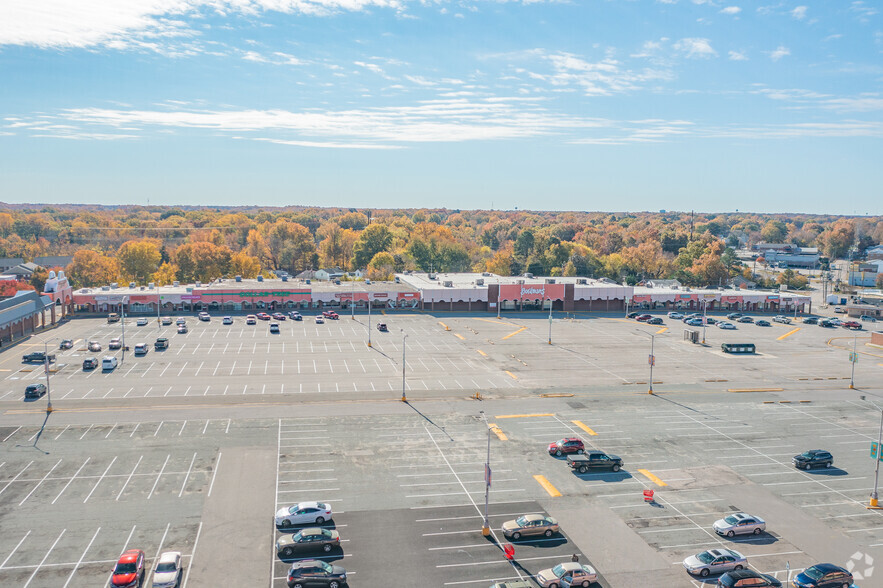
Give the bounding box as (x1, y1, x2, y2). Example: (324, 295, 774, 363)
(329, 582, 340, 588)
(579, 466, 588, 474)
(316, 516, 325, 524)
(581, 582, 590, 588)
(280, 519, 291, 528)
(323, 543, 332, 552)
(556, 450, 563, 457)
(753, 528, 761, 535)
(544, 529, 553, 537)
(550, 584, 558, 588)
(734, 565, 743, 571)
(283, 547, 293, 557)
(727, 530, 735, 538)
(826, 462, 832, 468)
(292, 583, 304, 588)
(612, 464, 621, 472)
(512, 532, 521, 540)
(700, 569, 710, 577)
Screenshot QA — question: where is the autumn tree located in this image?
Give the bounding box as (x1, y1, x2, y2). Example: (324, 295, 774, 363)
(760, 220, 787, 243)
(486, 250, 514, 276)
(264, 221, 317, 272)
(65, 250, 119, 287)
(230, 251, 261, 279)
(366, 251, 396, 281)
(117, 239, 162, 284)
(777, 269, 809, 289)
(337, 212, 369, 231)
(353, 224, 393, 268)
(174, 242, 233, 282)
(152, 262, 180, 286)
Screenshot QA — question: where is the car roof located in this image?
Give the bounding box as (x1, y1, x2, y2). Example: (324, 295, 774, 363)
(119, 549, 142, 562)
(290, 559, 324, 569)
(301, 528, 327, 536)
(807, 563, 842, 573)
(521, 513, 546, 522)
(158, 551, 181, 563)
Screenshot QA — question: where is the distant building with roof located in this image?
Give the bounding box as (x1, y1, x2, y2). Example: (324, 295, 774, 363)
(0, 289, 57, 345)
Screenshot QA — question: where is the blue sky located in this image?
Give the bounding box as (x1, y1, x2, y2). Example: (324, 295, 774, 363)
(1, 1, 881, 214)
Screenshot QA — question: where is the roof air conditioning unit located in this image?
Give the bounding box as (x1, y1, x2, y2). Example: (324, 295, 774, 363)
(576, 279, 587, 285)
(140, 286, 145, 291)
(111, 282, 118, 288)
(545, 278, 555, 284)
(186, 287, 193, 293)
(443, 281, 453, 287)
(366, 279, 371, 285)
(476, 278, 484, 286)
(235, 275, 242, 282)
(148, 282, 155, 289)
(282, 276, 289, 282)
(101, 286, 110, 291)
(257, 275, 264, 282)
(394, 277, 400, 283)
(195, 281, 201, 287)
(524, 273, 534, 279)
(129, 282, 136, 288)
(517, 279, 524, 285)
(482, 272, 491, 277)
(173, 281, 180, 287)
(428, 273, 436, 280)
(306, 279, 311, 285)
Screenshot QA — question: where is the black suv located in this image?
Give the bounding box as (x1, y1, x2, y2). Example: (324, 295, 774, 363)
(717, 569, 782, 587)
(25, 383, 47, 399)
(82, 357, 98, 370)
(22, 351, 55, 363)
(793, 449, 833, 470)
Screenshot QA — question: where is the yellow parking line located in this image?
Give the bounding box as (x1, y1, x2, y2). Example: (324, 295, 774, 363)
(477, 349, 488, 357)
(533, 475, 562, 497)
(777, 328, 801, 340)
(453, 333, 465, 340)
(505, 370, 518, 380)
(501, 326, 527, 340)
(638, 469, 668, 487)
(601, 317, 636, 324)
(488, 423, 508, 441)
(472, 317, 523, 328)
(496, 413, 554, 419)
(655, 327, 668, 334)
(571, 420, 598, 436)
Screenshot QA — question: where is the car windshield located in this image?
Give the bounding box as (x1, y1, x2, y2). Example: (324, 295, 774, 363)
(316, 561, 332, 572)
(551, 564, 567, 576)
(802, 567, 824, 580)
(114, 563, 136, 573)
(696, 552, 714, 564)
(155, 562, 177, 572)
(515, 516, 528, 526)
(800, 452, 814, 458)
(724, 516, 739, 525)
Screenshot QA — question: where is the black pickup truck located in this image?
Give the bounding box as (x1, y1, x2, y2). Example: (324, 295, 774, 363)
(567, 450, 623, 473)
(154, 338, 169, 350)
(22, 351, 55, 363)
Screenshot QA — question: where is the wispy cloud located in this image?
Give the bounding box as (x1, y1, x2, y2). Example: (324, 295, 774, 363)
(720, 6, 741, 15)
(728, 50, 748, 61)
(673, 38, 717, 59)
(791, 6, 808, 20)
(850, 1, 878, 22)
(769, 46, 790, 61)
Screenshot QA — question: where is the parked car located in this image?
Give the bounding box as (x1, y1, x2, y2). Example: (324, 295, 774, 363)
(102, 356, 118, 370)
(175, 317, 186, 325)
(683, 548, 746, 577)
(134, 343, 148, 356)
(59, 339, 73, 349)
(647, 317, 664, 325)
(717, 322, 736, 330)
(828, 318, 843, 326)
(198, 312, 210, 322)
(793, 449, 833, 470)
(860, 315, 877, 322)
(328, 312, 339, 320)
(801, 316, 818, 324)
(155, 337, 169, 350)
(501, 514, 559, 540)
(834, 307, 847, 314)
(161, 317, 172, 325)
(286, 560, 346, 588)
(773, 315, 791, 324)
(490, 583, 533, 588)
(712, 512, 766, 537)
(25, 383, 47, 399)
(536, 562, 598, 588)
(83, 357, 99, 370)
(246, 315, 257, 325)
(716, 569, 781, 587)
(567, 450, 623, 473)
(177, 325, 188, 334)
(376, 323, 388, 332)
(819, 319, 835, 328)
(626, 312, 641, 319)
(755, 320, 771, 327)
(257, 312, 271, 320)
(315, 315, 325, 324)
(270, 322, 280, 333)
(737, 316, 754, 323)
(136, 318, 148, 326)
(791, 563, 853, 588)
(841, 320, 862, 330)
(109, 337, 122, 350)
(635, 314, 652, 322)
(273, 312, 287, 321)
(151, 551, 183, 588)
(289, 311, 302, 320)
(223, 316, 233, 325)
(686, 318, 704, 327)
(726, 313, 742, 320)
(705, 316, 717, 325)
(548, 437, 585, 457)
(23, 351, 56, 363)
(275, 501, 333, 528)
(276, 528, 340, 558)
(88, 340, 102, 351)
(110, 549, 146, 588)
(668, 312, 684, 319)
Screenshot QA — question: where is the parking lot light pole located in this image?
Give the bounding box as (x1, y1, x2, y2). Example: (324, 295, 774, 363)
(43, 340, 53, 413)
(636, 329, 657, 395)
(351, 278, 355, 320)
(850, 331, 858, 389)
(548, 301, 553, 345)
(872, 408, 883, 508)
(702, 299, 708, 344)
(401, 333, 408, 403)
(480, 410, 491, 536)
(121, 295, 128, 365)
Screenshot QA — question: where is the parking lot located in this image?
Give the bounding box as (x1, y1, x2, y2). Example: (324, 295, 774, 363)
(1, 311, 881, 587)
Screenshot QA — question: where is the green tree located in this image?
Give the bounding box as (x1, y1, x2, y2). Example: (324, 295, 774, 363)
(65, 250, 120, 288)
(117, 239, 162, 284)
(353, 224, 393, 268)
(174, 242, 233, 282)
(760, 220, 787, 243)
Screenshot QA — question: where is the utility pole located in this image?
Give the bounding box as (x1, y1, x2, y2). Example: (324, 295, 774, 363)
(548, 300, 553, 345)
(480, 410, 491, 536)
(850, 331, 858, 389)
(401, 333, 408, 402)
(121, 296, 127, 365)
(43, 340, 53, 413)
(648, 333, 656, 395)
(367, 294, 372, 348)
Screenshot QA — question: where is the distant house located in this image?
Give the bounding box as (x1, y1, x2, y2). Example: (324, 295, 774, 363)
(314, 267, 345, 281)
(750, 243, 819, 268)
(296, 270, 317, 280)
(645, 279, 682, 289)
(34, 255, 74, 269)
(729, 276, 757, 289)
(0, 258, 24, 273)
(5, 262, 40, 279)
(867, 245, 883, 260)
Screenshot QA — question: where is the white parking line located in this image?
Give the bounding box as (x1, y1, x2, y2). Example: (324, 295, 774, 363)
(148, 454, 171, 499)
(115, 455, 143, 501)
(0, 461, 33, 498)
(0, 530, 31, 570)
(19, 458, 62, 505)
(22, 529, 65, 587)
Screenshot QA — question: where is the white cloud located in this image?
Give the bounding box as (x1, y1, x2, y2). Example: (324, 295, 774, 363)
(673, 38, 717, 59)
(769, 46, 790, 61)
(728, 50, 747, 61)
(850, 1, 878, 22)
(791, 6, 807, 20)
(720, 6, 741, 15)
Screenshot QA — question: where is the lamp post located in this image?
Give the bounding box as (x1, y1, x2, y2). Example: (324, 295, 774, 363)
(548, 300, 553, 345)
(43, 339, 54, 413)
(849, 331, 858, 389)
(401, 332, 408, 402)
(351, 278, 355, 320)
(479, 410, 491, 536)
(873, 407, 883, 508)
(701, 298, 708, 344)
(367, 294, 372, 348)
(120, 295, 128, 365)
(497, 287, 501, 319)
(636, 328, 658, 395)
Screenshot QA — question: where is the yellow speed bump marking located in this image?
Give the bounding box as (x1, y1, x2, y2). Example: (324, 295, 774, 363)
(472, 317, 523, 328)
(638, 469, 668, 487)
(571, 420, 598, 436)
(655, 327, 668, 334)
(454, 333, 466, 340)
(496, 413, 554, 419)
(505, 370, 518, 380)
(727, 388, 784, 393)
(477, 349, 488, 357)
(501, 326, 527, 340)
(488, 423, 508, 441)
(533, 475, 562, 497)
(777, 328, 801, 340)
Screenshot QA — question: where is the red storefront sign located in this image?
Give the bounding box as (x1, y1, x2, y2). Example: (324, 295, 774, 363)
(499, 283, 566, 300)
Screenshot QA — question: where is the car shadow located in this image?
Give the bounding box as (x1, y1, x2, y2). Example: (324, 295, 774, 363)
(277, 548, 344, 564)
(801, 467, 849, 476)
(22, 396, 43, 402)
(726, 533, 780, 546)
(508, 535, 568, 548)
(571, 470, 634, 483)
(276, 521, 338, 533)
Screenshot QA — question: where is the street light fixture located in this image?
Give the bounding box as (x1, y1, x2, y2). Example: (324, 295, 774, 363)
(367, 294, 372, 348)
(479, 410, 491, 536)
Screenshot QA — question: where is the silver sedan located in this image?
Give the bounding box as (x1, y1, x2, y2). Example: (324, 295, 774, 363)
(713, 512, 766, 537)
(683, 548, 747, 577)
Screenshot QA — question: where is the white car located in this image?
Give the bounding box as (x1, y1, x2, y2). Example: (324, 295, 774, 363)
(772, 315, 791, 324)
(667, 312, 684, 319)
(683, 548, 746, 577)
(536, 562, 598, 588)
(134, 343, 148, 356)
(175, 317, 186, 326)
(151, 551, 182, 588)
(198, 312, 210, 322)
(88, 340, 102, 352)
(717, 322, 736, 330)
(275, 501, 333, 528)
(713, 512, 766, 537)
(222, 316, 233, 325)
(315, 316, 325, 324)
(101, 356, 118, 370)
(136, 318, 148, 326)
(109, 337, 122, 350)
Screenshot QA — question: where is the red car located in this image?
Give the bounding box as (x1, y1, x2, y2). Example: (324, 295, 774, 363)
(548, 438, 585, 457)
(841, 321, 862, 330)
(328, 311, 339, 320)
(110, 549, 145, 588)
(635, 314, 652, 322)
(257, 312, 271, 321)
(272, 312, 287, 321)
